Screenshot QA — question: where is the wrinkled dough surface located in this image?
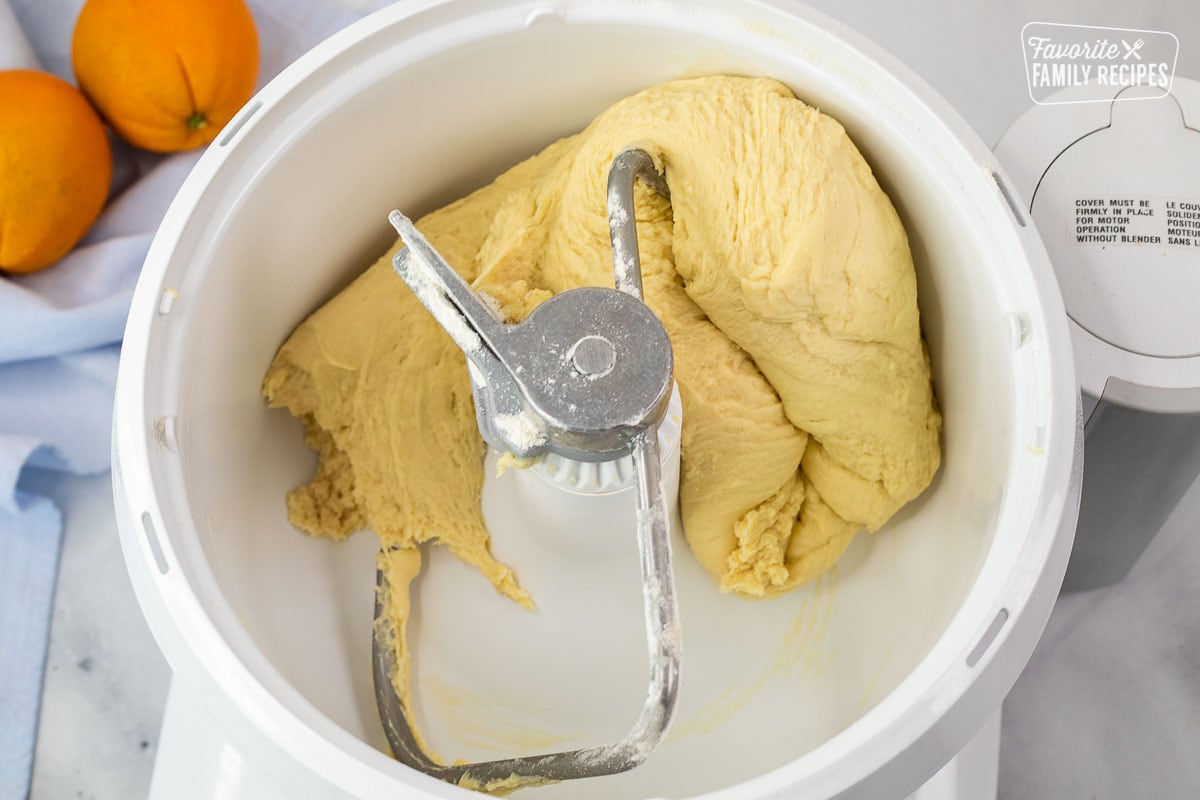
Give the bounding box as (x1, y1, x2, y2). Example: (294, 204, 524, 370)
(263, 75, 941, 770)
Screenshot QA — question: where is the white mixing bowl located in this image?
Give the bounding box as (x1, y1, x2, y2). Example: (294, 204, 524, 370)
(112, 1, 1082, 798)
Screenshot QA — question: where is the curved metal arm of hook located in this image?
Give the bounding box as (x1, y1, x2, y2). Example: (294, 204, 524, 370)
(388, 210, 511, 374)
(608, 147, 670, 299)
(389, 210, 547, 461)
(374, 148, 680, 787)
(372, 431, 681, 788)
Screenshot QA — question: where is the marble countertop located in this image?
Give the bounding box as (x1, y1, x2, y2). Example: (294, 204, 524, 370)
(26, 470, 168, 800)
(23, 1, 1200, 799)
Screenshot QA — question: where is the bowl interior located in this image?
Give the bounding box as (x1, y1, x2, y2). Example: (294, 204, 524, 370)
(147, 3, 1032, 797)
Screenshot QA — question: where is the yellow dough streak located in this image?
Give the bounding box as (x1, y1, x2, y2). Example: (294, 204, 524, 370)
(263, 75, 941, 770)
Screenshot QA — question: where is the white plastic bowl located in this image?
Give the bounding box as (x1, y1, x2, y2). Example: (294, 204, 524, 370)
(112, 1, 1082, 798)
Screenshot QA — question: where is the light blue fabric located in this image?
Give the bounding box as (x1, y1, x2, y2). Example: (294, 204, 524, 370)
(0, 2, 388, 796)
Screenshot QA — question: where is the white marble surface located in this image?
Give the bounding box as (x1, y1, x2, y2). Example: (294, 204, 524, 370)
(1007, 508, 1200, 797)
(23, 1, 1200, 799)
(26, 470, 169, 800)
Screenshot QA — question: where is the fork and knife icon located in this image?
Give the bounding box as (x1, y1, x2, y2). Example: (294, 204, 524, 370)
(1121, 38, 1146, 60)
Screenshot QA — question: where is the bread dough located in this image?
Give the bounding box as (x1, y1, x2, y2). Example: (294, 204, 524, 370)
(263, 75, 941, 772)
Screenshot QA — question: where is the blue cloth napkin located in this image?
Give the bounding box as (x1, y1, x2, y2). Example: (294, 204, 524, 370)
(0, 1, 388, 796)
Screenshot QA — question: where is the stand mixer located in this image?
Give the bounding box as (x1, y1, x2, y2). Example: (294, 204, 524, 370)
(108, 2, 1083, 798)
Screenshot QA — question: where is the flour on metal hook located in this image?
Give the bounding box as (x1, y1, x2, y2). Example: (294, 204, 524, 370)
(493, 411, 547, 451)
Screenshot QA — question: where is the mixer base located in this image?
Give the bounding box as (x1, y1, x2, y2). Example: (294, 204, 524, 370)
(147, 678, 1001, 800)
(907, 710, 1001, 800)
(149, 681, 294, 800)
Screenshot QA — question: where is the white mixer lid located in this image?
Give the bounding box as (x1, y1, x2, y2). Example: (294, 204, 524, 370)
(996, 77, 1200, 414)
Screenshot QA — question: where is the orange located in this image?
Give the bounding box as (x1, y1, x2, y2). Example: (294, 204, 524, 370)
(0, 70, 112, 274)
(72, 0, 259, 153)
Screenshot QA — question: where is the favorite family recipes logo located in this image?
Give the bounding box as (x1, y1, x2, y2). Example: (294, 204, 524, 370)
(1022, 22, 1178, 104)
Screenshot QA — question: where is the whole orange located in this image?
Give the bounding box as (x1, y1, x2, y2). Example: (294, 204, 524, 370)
(0, 70, 112, 274)
(72, 0, 260, 153)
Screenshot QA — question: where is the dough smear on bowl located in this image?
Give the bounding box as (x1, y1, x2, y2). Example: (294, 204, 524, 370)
(263, 75, 942, 762)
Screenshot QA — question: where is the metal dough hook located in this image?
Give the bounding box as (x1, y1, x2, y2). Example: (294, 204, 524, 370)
(373, 148, 681, 788)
